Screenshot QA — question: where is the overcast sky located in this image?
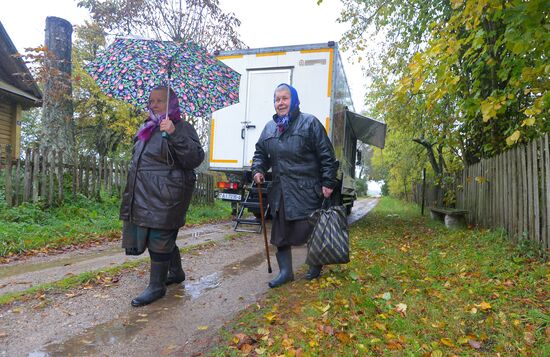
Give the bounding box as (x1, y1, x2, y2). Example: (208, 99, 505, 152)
(1, 0, 365, 112)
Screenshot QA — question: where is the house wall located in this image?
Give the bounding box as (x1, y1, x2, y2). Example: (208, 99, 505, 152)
(0, 100, 21, 159)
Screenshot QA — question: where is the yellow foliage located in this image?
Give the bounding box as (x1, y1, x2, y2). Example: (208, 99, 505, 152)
(506, 130, 521, 146)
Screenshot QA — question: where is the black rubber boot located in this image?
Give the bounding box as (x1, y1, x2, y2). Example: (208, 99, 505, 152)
(305, 265, 322, 280)
(131, 260, 169, 307)
(268, 248, 294, 288)
(166, 246, 185, 286)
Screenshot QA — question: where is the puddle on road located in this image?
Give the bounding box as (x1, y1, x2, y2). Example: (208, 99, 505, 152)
(31, 251, 267, 356)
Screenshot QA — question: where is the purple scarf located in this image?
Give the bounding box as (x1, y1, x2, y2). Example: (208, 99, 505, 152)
(137, 87, 182, 141)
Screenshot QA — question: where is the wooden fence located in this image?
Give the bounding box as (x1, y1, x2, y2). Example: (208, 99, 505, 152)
(457, 134, 549, 253)
(413, 134, 549, 255)
(0, 144, 215, 207)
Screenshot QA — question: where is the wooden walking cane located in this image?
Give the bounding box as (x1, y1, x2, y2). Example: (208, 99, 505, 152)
(257, 181, 272, 273)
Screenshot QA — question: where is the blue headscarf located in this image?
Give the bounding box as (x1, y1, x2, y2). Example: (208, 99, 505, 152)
(273, 83, 300, 133)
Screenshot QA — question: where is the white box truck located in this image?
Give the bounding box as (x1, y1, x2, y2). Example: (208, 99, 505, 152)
(209, 42, 386, 228)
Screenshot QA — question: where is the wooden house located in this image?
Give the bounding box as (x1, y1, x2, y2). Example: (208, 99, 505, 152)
(0, 21, 42, 160)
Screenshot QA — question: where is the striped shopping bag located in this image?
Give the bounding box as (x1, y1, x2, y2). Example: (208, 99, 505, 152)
(306, 202, 350, 266)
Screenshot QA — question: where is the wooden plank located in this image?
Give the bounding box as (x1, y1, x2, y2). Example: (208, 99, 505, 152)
(494, 155, 504, 228)
(32, 145, 39, 203)
(527, 143, 534, 242)
(544, 134, 550, 252)
(529, 140, 540, 246)
(521, 145, 529, 239)
(511, 146, 518, 241)
(48, 151, 55, 206)
(15, 154, 20, 206)
(41, 147, 48, 199)
(23, 147, 31, 202)
(539, 136, 548, 253)
(515, 147, 526, 241)
(57, 150, 64, 202)
(5, 145, 13, 207)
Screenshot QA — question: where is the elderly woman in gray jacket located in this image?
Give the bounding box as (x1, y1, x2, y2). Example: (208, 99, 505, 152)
(252, 83, 338, 288)
(120, 86, 204, 306)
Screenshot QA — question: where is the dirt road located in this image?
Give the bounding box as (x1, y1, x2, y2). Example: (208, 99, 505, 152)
(0, 197, 378, 356)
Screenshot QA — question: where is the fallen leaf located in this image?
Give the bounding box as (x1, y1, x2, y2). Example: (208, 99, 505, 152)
(264, 312, 277, 322)
(431, 350, 443, 357)
(477, 301, 492, 311)
(160, 344, 178, 356)
(136, 319, 148, 323)
(440, 338, 455, 347)
(468, 339, 482, 349)
(524, 332, 535, 345)
(336, 332, 351, 343)
(240, 343, 253, 353)
(197, 325, 209, 330)
(395, 303, 407, 316)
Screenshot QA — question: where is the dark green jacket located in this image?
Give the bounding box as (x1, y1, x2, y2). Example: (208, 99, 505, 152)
(120, 120, 204, 229)
(252, 111, 338, 220)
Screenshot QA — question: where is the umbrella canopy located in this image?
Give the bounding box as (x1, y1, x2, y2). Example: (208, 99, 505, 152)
(85, 38, 240, 117)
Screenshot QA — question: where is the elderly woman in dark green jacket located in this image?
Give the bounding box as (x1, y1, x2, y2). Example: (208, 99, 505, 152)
(120, 86, 204, 306)
(252, 83, 338, 288)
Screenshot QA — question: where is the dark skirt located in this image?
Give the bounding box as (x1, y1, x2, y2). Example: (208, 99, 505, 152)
(270, 196, 314, 247)
(121, 221, 178, 255)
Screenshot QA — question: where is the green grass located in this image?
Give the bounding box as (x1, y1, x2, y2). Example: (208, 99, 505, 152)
(211, 197, 549, 356)
(0, 196, 232, 257)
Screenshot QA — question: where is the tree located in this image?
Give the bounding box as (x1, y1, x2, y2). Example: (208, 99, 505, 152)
(72, 21, 143, 160)
(77, 0, 245, 50)
(332, 0, 548, 203)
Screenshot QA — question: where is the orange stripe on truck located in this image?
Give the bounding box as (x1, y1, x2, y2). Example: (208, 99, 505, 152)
(209, 119, 238, 163)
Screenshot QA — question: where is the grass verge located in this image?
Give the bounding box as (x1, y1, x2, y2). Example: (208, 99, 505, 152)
(0, 195, 231, 258)
(211, 197, 549, 356)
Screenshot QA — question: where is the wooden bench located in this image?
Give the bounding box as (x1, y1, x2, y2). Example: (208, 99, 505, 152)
(429, 207, 468, 229)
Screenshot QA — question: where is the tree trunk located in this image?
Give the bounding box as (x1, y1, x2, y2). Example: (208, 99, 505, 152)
(41, 17, 75, 163)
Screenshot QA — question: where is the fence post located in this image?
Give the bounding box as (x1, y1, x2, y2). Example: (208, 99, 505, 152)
(5, 145, 13, 207)
(32, 145, 40, 203)
(57, 149, 64, 203)
(48, 150, 55, 206)
(40, 147, 48, 199)
(15, 151, 21, 206)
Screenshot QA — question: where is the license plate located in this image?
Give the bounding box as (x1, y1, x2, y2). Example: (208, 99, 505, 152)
(218, 192, 242, 201)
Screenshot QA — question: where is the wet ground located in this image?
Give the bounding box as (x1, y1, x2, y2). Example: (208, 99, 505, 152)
(0, 197, 378, 357)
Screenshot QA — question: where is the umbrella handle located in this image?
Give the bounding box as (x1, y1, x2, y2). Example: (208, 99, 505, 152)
(162, 71, 172, 139)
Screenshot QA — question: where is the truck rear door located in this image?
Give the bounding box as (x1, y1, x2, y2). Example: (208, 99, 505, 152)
(243, 68, 292, 167)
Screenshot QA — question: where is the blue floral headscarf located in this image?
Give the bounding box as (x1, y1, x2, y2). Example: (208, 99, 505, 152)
(273, 83, 300, 133)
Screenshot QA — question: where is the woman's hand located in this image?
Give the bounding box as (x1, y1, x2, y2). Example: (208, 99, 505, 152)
(254, 173, 265, 184)
(322, 186, 333, 198)
(160, 119, 175, 135)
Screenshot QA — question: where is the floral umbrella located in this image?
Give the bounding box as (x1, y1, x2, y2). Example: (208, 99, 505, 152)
(85, 38, 240, 117)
